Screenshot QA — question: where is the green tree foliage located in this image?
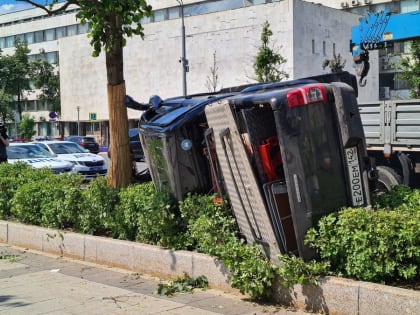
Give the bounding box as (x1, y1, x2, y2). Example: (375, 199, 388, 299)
(18, 114, 36, 141)
(31, 59, 61, 114)
(0, 89, 15, 124)
(396, 40, 420, 98)
(0, 40, 58, 130)
(0, 39, 32, 119)
(322, 53, 347, 73)
(253, 21, 289, 83)
(19, 0, 153, 188)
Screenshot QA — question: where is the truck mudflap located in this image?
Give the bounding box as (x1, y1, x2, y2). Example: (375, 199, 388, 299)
(205, 100, 282, 264)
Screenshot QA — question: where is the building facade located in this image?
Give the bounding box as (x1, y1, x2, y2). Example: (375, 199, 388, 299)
(318, 0, 419, 100)
(1, 0, 417, 143)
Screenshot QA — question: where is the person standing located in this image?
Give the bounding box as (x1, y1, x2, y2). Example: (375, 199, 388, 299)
(0, 124, 10, 163)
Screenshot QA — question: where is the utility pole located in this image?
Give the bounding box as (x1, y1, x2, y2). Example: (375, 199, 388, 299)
(177, 0, 189, 96)
(76, 106, 80, 136)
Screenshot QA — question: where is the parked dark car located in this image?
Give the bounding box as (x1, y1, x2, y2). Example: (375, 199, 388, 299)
(128, 128, 144, 162)
(107, 128, 144, 162)
(65, 136, 100, 154)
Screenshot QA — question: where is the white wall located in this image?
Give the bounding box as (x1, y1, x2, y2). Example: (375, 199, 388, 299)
(60, 0, 364, 121)
(3, 0, 375, 122)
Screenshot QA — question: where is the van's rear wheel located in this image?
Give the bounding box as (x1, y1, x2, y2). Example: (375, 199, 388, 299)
(374, 166, 403, 193)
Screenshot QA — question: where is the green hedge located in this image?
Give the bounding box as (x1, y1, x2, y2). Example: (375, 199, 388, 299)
(0, 163, 418, 300)
(306, 185, 420, 283)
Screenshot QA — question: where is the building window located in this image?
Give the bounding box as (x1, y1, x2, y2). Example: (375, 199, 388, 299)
(78, 23, 89, 34)
(25, 32, 34, 44)
(168, 7, 180, 20)
(46, 51, 58, 64)
(153, 9, 166, 22)
(0, 0, 294, 49)
(10, 102, 17, 112)
(350, 6, 368, 15)
(47, 102, 56, 112)
(140, 15, 151, 24)
(185, 0, 243, 16)
(26, 100, 36, 111)
(38, 100, 48, 111)
(34, 30, 44, 43)
(394, 77, 411, 90)
(5, 36, 14, 48)
(56, 26, 67, 39)
(67, 24, 78, 36)
(45, 28, 56, 41)
(15, 34, 25, 42)
(400, 0, 419, 13)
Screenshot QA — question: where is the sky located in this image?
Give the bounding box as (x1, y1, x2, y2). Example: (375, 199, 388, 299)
(0, 1, 63, 15)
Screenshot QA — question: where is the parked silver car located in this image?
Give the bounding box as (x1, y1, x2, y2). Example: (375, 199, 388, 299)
(32, 141, 108, 180)
(7, 143, 74, 174)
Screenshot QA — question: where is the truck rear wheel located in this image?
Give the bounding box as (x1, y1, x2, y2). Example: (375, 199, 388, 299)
(374, 166, 403, 192)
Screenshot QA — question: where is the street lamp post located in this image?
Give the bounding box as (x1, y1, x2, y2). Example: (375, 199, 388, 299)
(76, 106, 80, 136)
(177, 0, 188, 96)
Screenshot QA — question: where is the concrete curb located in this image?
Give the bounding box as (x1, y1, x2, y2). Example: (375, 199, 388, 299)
(1, 220, 419, 315)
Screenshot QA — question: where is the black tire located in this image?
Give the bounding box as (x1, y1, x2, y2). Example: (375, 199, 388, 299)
(374, 166, 403, 192)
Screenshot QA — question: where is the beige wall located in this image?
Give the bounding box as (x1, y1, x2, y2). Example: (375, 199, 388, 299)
(59, 0, 370, 122)
(2, 0, 376, 125)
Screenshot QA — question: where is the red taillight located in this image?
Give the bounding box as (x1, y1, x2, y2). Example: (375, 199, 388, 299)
(287, 84, 327, 108)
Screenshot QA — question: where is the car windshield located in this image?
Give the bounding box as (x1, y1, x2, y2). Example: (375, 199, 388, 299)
(48, 142, 87, 154)
(7, 145, 54, 159)
(129, 129, 140, 141)
(83, 137, 96, 143)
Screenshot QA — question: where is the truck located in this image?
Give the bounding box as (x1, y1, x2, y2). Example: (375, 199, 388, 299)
(126, 72, 374, 262)
(351, 9, 420, 189)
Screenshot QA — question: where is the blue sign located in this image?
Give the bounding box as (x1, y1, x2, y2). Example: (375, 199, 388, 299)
(89, 112, 97, 121)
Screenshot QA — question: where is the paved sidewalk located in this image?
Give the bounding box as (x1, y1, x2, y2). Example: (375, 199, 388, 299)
(0, 244, 310, 315)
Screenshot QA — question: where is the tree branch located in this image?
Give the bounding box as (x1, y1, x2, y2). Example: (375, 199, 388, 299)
(16, 0, 81, 15)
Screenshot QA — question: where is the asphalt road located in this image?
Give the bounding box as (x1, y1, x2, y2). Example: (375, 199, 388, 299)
(99, 153, 149, 175)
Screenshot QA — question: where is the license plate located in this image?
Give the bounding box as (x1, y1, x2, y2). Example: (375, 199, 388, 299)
(345, 147, 364, 206)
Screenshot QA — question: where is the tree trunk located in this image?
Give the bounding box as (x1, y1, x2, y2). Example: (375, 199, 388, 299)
(107, 81, 132, 188)
(104, 15, 132, 189)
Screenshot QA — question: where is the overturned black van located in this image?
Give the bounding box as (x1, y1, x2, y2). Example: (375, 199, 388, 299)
(127, 72, 375, 262)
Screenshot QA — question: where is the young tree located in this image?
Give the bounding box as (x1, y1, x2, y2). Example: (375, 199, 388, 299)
(18, 0, 152, 188)
(253, 21, 289, 83)
(396, 40, 420, 98)
(205, 51, 220, 93)
(0, 39, 61, 137)
(18, 114, 36, 142)
(322, 53, 347, 73)
(0, 38, 32, 120)
(0, 89, 15, 125)
(31, 59, 61, 115)
(32, 59, 63, 137)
